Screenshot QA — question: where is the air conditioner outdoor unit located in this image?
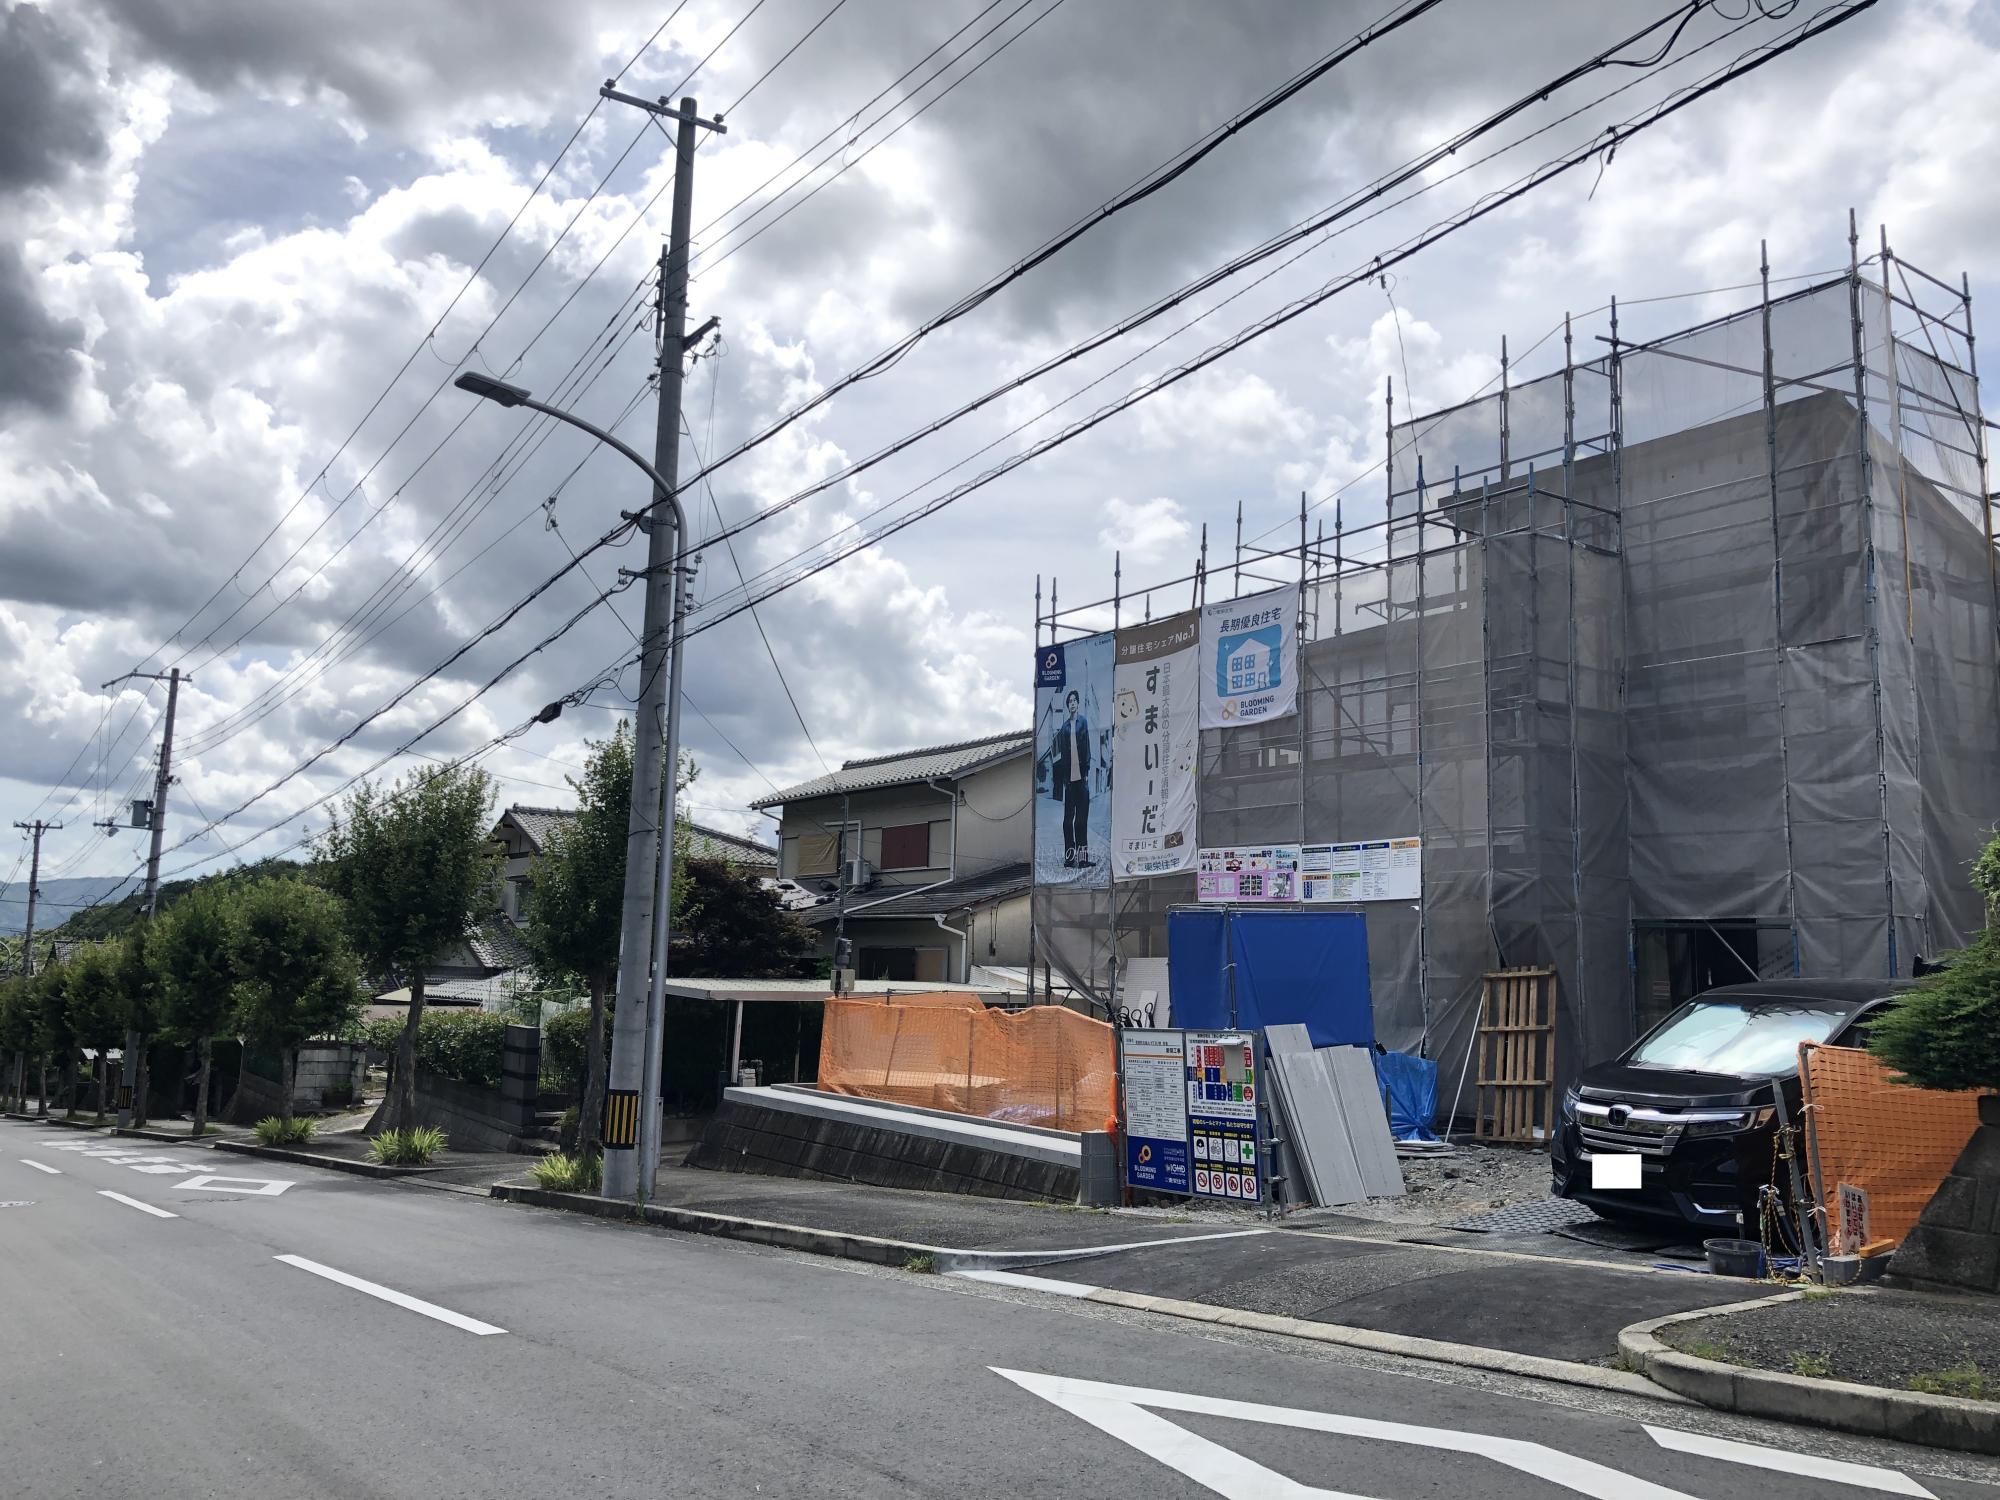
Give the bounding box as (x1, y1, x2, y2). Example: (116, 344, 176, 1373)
(842, 857, 873, 889)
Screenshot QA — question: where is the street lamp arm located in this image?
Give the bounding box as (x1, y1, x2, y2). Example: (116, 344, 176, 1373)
(518, 395, 688, 538)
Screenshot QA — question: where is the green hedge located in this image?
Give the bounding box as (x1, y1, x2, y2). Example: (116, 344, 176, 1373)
(365, 1010, 512, 1090)
(542, 1008, 590, 1089)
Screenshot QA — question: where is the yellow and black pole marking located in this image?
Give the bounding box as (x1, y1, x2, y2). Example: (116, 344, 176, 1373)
(603, 1089, 639, 1150)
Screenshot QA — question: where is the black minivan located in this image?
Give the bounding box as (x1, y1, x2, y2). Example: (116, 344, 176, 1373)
(1552, 979, 1912, 1232)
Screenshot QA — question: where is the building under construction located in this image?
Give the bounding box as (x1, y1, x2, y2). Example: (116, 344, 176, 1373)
(1033, 223, 2000, 1099)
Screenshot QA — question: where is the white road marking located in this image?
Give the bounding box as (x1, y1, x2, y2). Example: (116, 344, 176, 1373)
(995, 1368, 1707, 1500)
(275, 1255, 505, 1336)
(173, 1174, 294, 1196)
(98, 1190, 178, 1219)
(20, 1160, 60, 1174)
(126, 1161, 205, 1175)
(954, 1269, 1100, 1297)
(1644, 1424, 1935, 1498)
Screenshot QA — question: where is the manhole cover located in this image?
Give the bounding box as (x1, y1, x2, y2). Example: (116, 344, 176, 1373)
(1442, 1197, 1599, 1234)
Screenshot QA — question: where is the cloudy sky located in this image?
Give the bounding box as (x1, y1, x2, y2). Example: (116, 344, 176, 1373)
(2, 0, 1994, 900)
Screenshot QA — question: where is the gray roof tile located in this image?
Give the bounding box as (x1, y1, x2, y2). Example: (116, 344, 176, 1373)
(749, 731, 1030, 809)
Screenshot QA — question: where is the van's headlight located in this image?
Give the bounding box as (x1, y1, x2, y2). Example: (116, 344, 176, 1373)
(1560, 1086, 1580, 1122)
(1680, 1107, 1774, 1138)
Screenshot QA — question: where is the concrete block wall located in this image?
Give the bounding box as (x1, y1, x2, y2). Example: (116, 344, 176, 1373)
(686, 1096, 1079, 1201)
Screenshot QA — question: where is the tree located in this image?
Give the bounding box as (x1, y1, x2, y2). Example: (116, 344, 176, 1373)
(231, 880, 362, 1123)
(30, 958, 71, 1117)
(522, 724, 631, 1159)
(318, 766, 497, 1130)
(116, 922, 165, 1127)
(1871, 830, 2000, 1092)
(0, 975, 31, 1111)
(64, 944, 125, 1122)
(671, 858, 820, 978)
(154, 882, 241, 1138)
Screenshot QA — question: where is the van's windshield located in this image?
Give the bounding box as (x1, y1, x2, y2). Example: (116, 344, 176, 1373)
(1628, 999, 1853, 1077)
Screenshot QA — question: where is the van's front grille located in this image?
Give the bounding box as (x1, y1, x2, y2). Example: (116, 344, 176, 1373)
(1573, 1103, 1684, 1156)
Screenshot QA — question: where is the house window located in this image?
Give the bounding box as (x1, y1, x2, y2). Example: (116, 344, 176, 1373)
(792, 823, 858, 877)
(859, 946, 948, 982)
(879, 822, 932, 870)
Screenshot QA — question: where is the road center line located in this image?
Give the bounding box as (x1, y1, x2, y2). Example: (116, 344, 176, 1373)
(98, 1190, 178, 1219)
(20, 1160, 60, 1175)
(274, 1254, 506, 1336)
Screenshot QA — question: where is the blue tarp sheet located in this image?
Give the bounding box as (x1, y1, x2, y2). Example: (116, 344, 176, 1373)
(1373, 1049, 1439, 1141)
(1166, 908, 1371, 1049)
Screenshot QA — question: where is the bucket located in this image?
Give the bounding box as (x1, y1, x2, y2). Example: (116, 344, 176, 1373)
(1703, 1237, 1765, 1277)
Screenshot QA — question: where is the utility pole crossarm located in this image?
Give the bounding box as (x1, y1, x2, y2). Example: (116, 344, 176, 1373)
(598, 84, 727, 133)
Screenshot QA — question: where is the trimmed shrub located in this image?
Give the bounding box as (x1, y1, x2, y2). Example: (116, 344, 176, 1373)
(529, 1151, 601, 1193)
(370, 1125, 447, 1165)
(541, 1007, 590, 1090)
(413, 1010, 510, 1089)
(254, 1115, 315, 1147)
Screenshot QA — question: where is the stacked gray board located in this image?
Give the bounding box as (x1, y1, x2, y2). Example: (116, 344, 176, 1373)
(1320, 1045, 1404, 1199)
(1264, 1024, 1366, 1207)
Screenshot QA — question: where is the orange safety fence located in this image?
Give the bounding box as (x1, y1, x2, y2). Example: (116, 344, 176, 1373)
(1798, 1043, 1985, 1248)
(818, 997, 1117, 1135)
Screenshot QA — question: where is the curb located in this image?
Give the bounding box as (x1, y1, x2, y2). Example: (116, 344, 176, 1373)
(1619, 1295, 2000, 1456)
(211, 1139, 440, 1179)
(487, 1184, 1689, 1404)
(488, 1185, 1277, 1275)
(113, 1126, 231, 1144)
(6, 1113, 103, 1130)
(1076, 1287, 1684, 1402)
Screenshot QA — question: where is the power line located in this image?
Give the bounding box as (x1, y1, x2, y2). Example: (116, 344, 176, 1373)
(679, 1, 1876, 639)
(681, 0, 1752, 572)
(671, 0, 1438, 497)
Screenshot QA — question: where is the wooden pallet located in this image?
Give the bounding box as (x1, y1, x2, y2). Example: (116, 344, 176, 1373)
(1475, 966, 1556, 1144)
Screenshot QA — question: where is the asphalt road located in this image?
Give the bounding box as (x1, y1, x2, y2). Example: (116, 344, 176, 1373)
(2, 1120, 1994, 1500)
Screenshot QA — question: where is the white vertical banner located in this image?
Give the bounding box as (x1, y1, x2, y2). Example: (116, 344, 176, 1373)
(1112, 612, 1199, 878)
(1199, 584, 1297, 728)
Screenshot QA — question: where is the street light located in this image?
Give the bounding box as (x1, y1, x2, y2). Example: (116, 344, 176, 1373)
(456, 369, 689, 1197)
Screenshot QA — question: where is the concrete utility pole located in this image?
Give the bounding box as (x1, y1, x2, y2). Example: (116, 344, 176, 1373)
(10, 819, 57, 1112)
(102, 666, 184, 1128)
(12, 819, 59, 977)
(596, 86, 724, 1202)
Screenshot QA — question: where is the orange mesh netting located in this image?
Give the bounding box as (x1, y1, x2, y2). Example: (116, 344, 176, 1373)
(817, 997, 1117, 1135)
(1799, 1043, 1985, 1247)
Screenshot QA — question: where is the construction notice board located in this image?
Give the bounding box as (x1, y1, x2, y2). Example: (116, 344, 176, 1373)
(1119, 1027, 1264, 1203)
(1301, 837, 1420, 903)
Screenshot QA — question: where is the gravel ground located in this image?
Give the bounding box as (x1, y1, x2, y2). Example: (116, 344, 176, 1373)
(1661, 1289, 1999, 1395)
(1325, 1141, 1557, 1225)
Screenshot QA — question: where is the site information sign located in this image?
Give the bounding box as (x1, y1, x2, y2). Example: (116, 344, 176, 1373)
(1301, 837, 1421, 903)
(1119, 1029, 1191, 1194)
(1195, 844, 1301, 902)
(1120, 1027, 1264, 1202)
(1185, 1029, 1263, 1203)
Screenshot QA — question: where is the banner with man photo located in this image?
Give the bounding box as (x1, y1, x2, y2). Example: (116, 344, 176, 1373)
(1200, 584, 1297, 728)
(1111, 612, 1199, 878)
(1032, 632, 1113, 887)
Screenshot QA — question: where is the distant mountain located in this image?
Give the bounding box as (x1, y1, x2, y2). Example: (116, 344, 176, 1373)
(0, 875, 142, 936)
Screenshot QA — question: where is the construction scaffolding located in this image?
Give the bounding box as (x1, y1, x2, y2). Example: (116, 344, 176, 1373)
(1033, 221, 2000, 1106)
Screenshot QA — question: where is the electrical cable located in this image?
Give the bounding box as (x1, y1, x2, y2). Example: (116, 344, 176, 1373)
(687, 0, 1059, 272)
(684, 0, 1760, 568)
(681, 2, 1877, 637)
(43, 0, 1863, 906)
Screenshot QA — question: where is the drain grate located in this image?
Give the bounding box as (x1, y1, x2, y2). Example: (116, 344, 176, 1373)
(1442, 1197, 1600, 1234)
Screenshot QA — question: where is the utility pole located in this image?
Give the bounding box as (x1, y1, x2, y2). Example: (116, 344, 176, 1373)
(12, 819, 59, 978)
(101, 666, 184, 1128)
(10, 819, 57, 1113)
(596, 85, 724, 1202)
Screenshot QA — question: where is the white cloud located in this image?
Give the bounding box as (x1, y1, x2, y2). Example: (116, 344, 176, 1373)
(1097, 496, 1191, 563)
